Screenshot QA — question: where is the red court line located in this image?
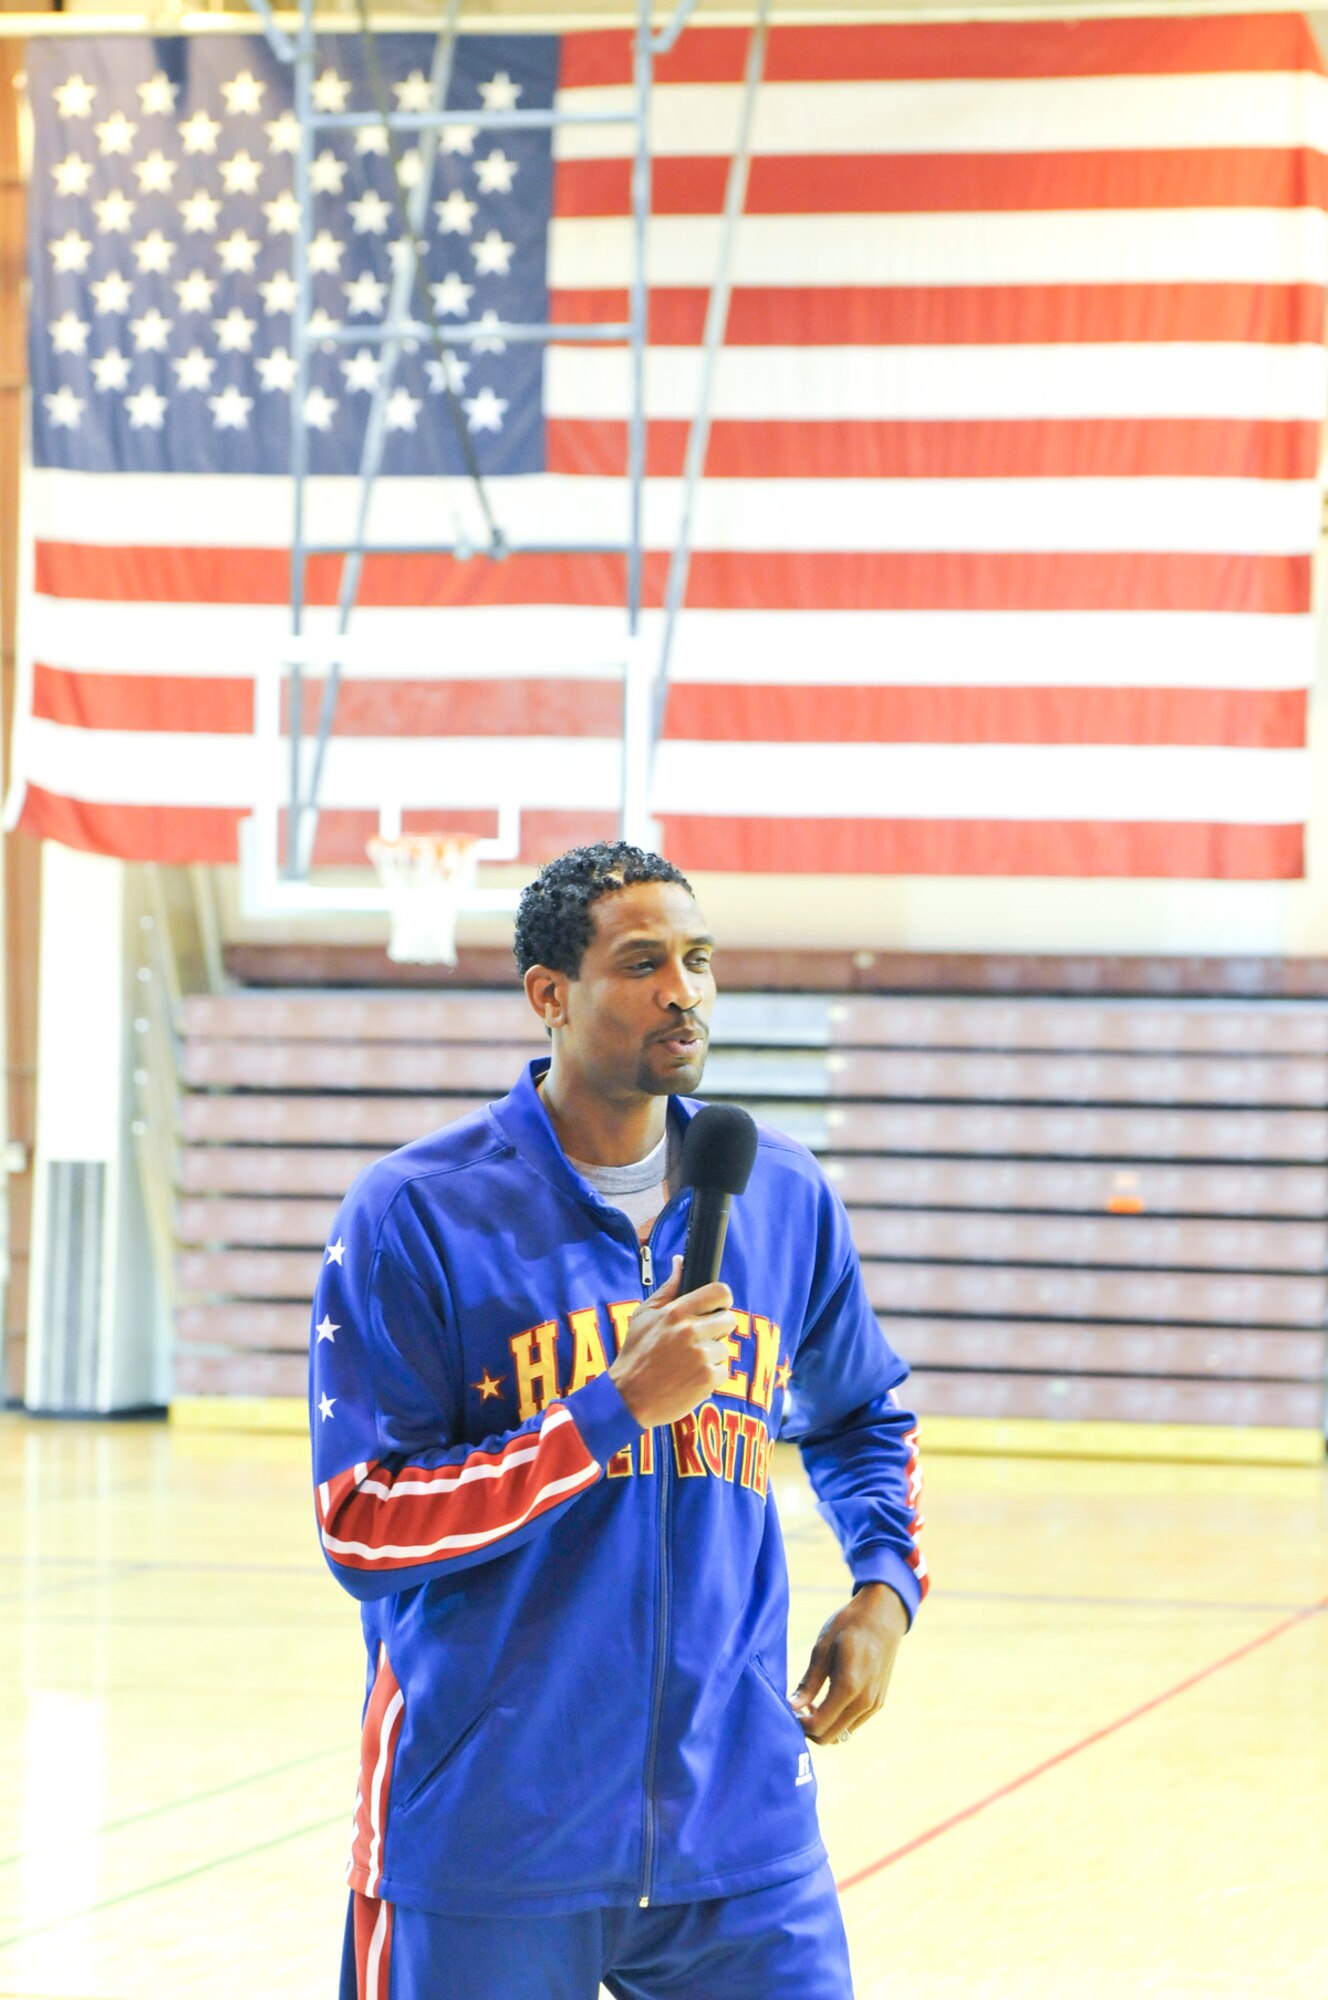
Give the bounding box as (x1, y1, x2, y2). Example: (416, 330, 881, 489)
(836, 1593, 1328, 1894)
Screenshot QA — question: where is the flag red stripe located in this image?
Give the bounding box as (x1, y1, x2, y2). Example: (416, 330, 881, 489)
(15, 787, 1303, 879)
(545, 416, 1322, 480)
(555, 149, 1328, 220)
(660, 816, 1305, 880)
(15, 788, 617, 867)
(663, 685, 1307, 750)
(17, 786, 246, 862)
(33, 544, 1312, 614)
(548, 282, 1328, 347)
(31, 668, 1309, 750)
(559, 18, 1323, 88)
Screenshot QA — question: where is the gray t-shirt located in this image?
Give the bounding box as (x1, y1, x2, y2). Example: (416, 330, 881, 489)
(571, 1124, 681, 1239)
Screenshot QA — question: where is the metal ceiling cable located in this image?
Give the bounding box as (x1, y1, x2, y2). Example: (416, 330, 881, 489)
(353, 0, 503, 549)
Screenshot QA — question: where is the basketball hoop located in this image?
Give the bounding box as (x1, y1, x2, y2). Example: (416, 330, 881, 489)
(367, 832, 482, 967)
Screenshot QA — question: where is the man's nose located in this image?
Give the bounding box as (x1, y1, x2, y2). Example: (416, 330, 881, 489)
(658, 961, 702, 1011)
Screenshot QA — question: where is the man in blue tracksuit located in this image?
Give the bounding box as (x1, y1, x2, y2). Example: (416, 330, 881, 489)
(311, 843, 927, 1999)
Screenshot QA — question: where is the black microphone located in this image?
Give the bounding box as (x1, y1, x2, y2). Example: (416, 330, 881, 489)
(679, 1104, 759, 1292)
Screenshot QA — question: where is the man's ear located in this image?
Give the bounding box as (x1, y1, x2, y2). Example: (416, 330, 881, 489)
(523, 963, 569, 1034)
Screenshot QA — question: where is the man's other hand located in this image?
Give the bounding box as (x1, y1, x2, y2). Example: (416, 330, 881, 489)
(609, 1254, 737, 1430)
(789, 1584, 909, 1745)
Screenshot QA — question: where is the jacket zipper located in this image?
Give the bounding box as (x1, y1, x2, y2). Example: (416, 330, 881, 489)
(636, 1215, 671, 1906)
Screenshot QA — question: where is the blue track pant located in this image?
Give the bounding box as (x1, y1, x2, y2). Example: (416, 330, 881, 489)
(342, 1860, 854, 1999)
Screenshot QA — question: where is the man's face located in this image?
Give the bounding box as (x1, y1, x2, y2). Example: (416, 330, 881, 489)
(556, 881, 716, 1100)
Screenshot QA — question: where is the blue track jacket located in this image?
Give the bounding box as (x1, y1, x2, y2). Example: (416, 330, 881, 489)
(310, 1059, 927, 1918)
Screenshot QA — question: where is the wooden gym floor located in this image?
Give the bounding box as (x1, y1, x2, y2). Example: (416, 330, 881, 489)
(0, 1415, 1324, 1999)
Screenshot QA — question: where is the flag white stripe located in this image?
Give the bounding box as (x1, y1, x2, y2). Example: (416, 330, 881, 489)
(544, 343, 1328, 423)
(19, 719, 1310, 823)
(27, 599, 1316, 691)
(553, 72, 1328, 162)
(548, 209, 1328, 291)
(22, 472, 1324, 556)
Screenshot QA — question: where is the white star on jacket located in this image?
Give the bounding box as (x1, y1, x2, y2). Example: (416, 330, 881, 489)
(325, 1237, 346, 1265)
(316, 1315, 339, 1343)
(318, 1393, 336, 1421)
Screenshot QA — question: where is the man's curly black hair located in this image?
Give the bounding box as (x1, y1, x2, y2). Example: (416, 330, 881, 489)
(513, 842, 694, 979)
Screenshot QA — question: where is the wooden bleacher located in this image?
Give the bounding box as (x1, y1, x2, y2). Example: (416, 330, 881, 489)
(174, 978, 1328, 1439)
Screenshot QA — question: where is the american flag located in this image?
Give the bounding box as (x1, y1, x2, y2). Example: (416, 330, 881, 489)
(10, 14, 1328, 877)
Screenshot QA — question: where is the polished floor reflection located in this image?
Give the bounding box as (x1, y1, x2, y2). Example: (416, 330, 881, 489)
(1, 1415, 1324, 1998)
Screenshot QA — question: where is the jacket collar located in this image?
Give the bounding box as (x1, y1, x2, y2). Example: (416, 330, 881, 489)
(489, 1057, 699, 1224)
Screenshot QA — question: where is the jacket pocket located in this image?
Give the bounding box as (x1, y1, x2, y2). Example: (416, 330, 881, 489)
(748, 1650, 805, 1741)
(395, 1696, 494, 1811)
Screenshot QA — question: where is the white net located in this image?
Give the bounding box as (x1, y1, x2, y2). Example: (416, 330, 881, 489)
(367, 832, 482, 967)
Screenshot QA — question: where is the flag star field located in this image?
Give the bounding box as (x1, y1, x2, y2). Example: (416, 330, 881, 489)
(29, 35, 554, 476)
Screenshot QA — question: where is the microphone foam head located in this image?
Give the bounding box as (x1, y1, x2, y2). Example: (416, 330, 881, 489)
(681, 1103, 759, 1197)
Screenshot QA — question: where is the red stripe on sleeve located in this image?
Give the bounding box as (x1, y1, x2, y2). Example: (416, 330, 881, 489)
(319, 1405, 601, 1571)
